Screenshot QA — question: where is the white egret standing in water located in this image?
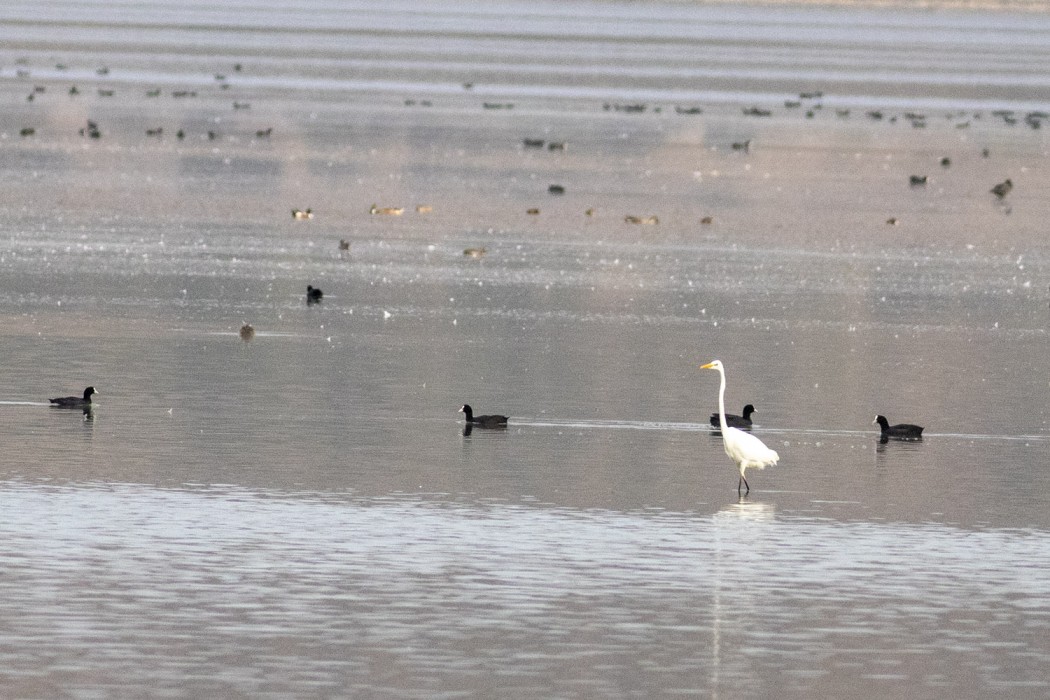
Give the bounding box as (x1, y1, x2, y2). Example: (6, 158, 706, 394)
(700, 360, 779, 495)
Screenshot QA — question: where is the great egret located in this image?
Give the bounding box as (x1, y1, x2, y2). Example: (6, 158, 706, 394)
(709, 403, 755, 430)
(49, 386, 97, 409)
(459, 404, 508, 428)
(700, 361, 779, 495)
(874, 415, 923, 440)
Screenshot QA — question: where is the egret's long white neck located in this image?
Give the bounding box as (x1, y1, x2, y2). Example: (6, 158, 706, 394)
(716, 364, 728, 432)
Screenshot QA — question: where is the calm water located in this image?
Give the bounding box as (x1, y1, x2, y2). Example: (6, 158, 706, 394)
(1, 0, 1050, 697)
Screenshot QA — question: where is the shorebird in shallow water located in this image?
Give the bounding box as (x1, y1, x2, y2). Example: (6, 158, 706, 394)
(990, 178, 1013, 199)
(463, 247, 487, 258)
(239, 323, 255, 342)
(700, 361, 779, 495)
(292, 208, 313, 220)
(370, 204, 404, 215)
(625, 215, 659, 225)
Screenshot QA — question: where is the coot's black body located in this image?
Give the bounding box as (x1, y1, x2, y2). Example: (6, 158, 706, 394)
(874, 414, 923, 440)
(710, 403, 756, 430)
(307, 285, 323, 303)
(460, 404, 508, 428)
(50, 386, 97, 409)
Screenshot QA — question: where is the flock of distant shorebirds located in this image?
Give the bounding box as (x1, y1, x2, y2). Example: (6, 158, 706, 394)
(12, 66, 1027, 232)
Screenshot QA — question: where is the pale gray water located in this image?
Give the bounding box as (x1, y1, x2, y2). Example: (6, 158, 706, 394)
(2, 0, 1050, 697)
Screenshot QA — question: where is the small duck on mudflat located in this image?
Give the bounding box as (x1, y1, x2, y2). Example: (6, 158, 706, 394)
(990, 179, 1013, 199)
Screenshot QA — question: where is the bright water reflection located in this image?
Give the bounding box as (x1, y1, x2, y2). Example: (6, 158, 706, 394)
(1, 483, 1048, 698)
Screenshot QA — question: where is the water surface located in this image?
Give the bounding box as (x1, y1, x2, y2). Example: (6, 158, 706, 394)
(1, 0, 1050, 697)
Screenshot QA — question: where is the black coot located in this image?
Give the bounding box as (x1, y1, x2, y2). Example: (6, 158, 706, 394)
(50, 386, 97, 409)
(710, 403, 756, 430)
(460, 404, 508, 428)
(874, 414, 923, 440)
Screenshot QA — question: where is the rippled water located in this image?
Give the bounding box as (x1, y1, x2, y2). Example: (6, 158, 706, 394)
(2, 0, 1050, 697)
(1, 485, 1048, 697)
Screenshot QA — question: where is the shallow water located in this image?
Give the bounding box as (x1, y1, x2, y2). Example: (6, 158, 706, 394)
(1, 484, 1048, 698)
(2, 0, 1050, 697)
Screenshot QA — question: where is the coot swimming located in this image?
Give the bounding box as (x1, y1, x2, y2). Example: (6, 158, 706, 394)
(50, 386, 97, 409)
(874, 414, 923, 440)
(459, 404, 508, 428)
(709, 403, 756, 430)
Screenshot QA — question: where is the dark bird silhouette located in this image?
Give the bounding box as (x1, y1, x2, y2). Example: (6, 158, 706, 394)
(990, 179, 1013, 199)
(306, 285, 323, 304)
(50, 386, 97, 409)
(710, 404, 756, 430)
(460, 404, 508, 428)
(874, 414, 923, 440)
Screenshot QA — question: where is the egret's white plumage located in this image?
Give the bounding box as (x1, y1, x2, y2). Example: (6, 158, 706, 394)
(700, 360, 779, 495)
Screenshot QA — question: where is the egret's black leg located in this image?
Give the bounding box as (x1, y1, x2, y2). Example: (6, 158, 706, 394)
(742, 476, 750, 495)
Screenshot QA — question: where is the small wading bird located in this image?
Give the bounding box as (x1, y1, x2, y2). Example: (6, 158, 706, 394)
(239, 323, 255, 342)
(292, 208, 313, 220)
(700, 361, 779, 495)
(873, 415, 923, 440)
(459, 404, 508, 428)
(50, 386, 97, 409)
(710, 403, 755, 430)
